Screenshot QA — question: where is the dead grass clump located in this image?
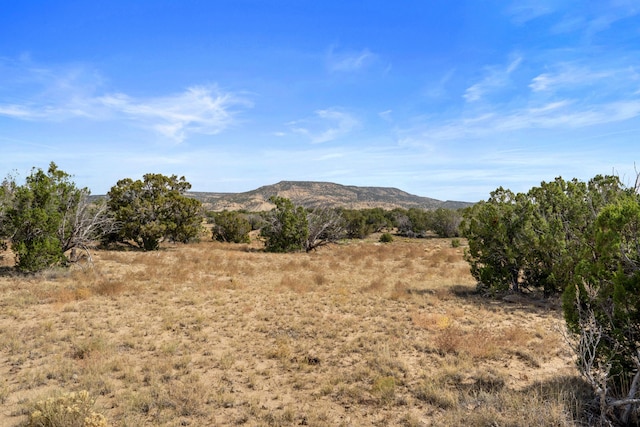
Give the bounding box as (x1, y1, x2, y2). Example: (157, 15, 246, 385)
(413, 378, 458, 409)
(411, 311, 452, 330)
(312, 272, 328, 286)
(94, 279, 125, 296)
(49, 287, 93, 304)
(389, 281, 409, 300)
(70, 336, 109, 361)
(368, 344, 407, 380)
(462, 328, 502, 360)
(434, 325, 464, 355)
(25, 390, 108, 427)
(362, 278, 386, 293)
(436, 379, 585, 427)
(279, 274, 310, 293)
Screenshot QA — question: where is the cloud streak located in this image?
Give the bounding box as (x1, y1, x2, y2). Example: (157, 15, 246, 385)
(288, 108, 359, 143)
(0, 61, 250, 142)
(98, 87, 249, 142)
(464, 55, 522, 102)
(326, 47, 377, 72)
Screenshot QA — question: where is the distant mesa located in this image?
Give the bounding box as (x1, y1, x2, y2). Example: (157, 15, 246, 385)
(187, 181, 473, 212)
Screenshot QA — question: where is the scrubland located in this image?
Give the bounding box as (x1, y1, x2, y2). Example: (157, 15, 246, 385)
(0, 236, 590, 426)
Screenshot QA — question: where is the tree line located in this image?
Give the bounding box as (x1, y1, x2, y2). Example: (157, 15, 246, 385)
(0, 163, 464, 273)
(208, 198, 463, 252)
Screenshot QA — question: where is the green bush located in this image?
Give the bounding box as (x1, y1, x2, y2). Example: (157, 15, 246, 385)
(211, 211, 251, 243)
(461, 176, 626, 295)
(105, 173, 202, 250)
(379, 232, 394, 243)
(1, 163, 103, 272)
(562, 195, 640, 411)
(261, 196, 308, 252)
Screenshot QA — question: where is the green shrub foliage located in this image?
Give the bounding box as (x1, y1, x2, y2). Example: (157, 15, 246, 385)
(428, 208, 462, 238)
(562, 193, 640, 394)
(259, 198, 344, 252)
(106, 173, 202, 250)
(1, 163, 102, 272)
(260, 196, 309, 252)
(211, 211, 251, 243)
(379, 232, 394, 243)
(462, 172, 640, 420)
(340, 208, 390, 239)
(461, 175, 626, 295)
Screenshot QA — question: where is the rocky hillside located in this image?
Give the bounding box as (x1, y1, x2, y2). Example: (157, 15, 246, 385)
(189, 181, 473, 212)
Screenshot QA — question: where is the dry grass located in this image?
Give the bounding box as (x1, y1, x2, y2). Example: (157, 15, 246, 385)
(0, 237, 587, 426)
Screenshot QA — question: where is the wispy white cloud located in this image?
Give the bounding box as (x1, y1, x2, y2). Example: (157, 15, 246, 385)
(506, 0, 556, 24)
(423, 69, 456, 99)
(0, 59, 251, 142)
(326, 47, 377, 72)
(464, 55, 522, 102)
(529, 65, 616, 92)
(288, 108, 359, 143)
(97, 87, 250, 142)
(378, 110, 393, 122)
(406, 99, 640, 143)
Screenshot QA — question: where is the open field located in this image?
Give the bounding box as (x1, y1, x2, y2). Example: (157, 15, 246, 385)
(0, 237, 589, 426)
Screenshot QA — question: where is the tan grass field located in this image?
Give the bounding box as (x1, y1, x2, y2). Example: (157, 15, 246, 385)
(0, 236, 588, 426)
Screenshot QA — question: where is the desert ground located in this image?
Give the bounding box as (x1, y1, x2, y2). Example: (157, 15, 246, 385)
(0, 236, 589, 426)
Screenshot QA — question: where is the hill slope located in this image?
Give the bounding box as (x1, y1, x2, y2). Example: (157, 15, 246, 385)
(189, 181, 473, 211)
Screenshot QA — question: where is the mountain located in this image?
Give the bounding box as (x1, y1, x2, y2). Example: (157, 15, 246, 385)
(188, 181, 473, 212)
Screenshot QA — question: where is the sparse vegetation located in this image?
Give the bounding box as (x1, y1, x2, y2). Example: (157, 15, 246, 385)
(0, 236, 585, 426)
(4, 165, 628, 425)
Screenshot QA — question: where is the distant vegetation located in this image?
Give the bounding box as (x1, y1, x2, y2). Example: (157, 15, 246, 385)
(188, 180, 473, 212)
(0, 163, 465, 272)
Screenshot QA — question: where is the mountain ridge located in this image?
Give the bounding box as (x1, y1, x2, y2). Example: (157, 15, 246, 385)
(188, 181, 473, 211)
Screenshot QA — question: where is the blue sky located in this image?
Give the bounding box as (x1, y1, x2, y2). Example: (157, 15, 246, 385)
(1, 1, 639, 202)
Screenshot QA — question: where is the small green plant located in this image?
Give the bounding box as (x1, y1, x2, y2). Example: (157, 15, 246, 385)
(27, 390, 108, 427)
(372, 376, 396, 404)
(379, 233, 394, 243)
(451, 238, 461, 248)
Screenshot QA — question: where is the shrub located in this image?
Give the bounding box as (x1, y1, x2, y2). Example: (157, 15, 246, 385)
(461, 176, 626, 295)
(211, 211, 251, 243)
(563, 193, 640, 424)
(1, 163, 110, 272)
(261, 196, 308, 252)
(105, 173, 202, 250)
(379, 233, 394, 243)
(428, 208, 462, 238)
